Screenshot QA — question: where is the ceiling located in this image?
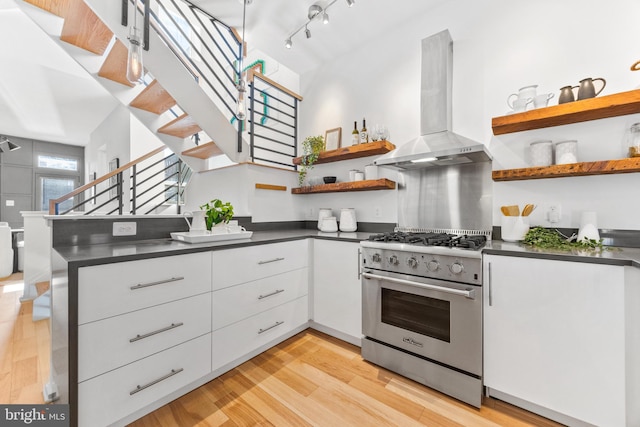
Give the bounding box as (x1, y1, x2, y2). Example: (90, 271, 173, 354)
(0, 0, 447, 147)
(191, 0, 447, 75)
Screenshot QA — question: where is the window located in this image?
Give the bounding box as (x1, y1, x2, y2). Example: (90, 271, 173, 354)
(37, 155, 78, 171)
(39, 176, 78, 212)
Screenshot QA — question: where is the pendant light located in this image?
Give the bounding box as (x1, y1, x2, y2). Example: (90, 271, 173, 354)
(126, 0, 144, 84)
(235, 0, 249, 121)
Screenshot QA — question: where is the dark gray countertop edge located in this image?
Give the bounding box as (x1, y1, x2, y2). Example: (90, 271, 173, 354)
(54, 229, 371, 269)
(54, 230, 640, 271)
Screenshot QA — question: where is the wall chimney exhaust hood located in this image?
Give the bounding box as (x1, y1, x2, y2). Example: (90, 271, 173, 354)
(374, 30, 491, 169)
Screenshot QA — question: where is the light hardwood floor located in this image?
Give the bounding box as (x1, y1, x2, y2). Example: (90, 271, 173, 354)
(0, 273, 50, 404)
(0, 275, 561, 426)
(130, 330, 562, 427)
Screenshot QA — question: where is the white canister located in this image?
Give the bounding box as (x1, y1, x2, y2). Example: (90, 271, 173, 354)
(339, 208, 357, 232)
(354, 171, 364, 181)
(364, 164, 378, 180)
(317, 208, 332, 230)
(577, 211, 599, 242)
(530, 140, 552, 167)
(554, 140, 578, 164)
(319, 216, 338, 232)
(349, 169, 358, 181)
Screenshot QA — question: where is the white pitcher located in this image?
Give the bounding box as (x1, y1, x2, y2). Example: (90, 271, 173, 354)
(188, 210, 207, 232)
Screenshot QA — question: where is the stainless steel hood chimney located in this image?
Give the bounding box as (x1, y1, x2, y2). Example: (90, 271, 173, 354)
(375, 30, 491, 169)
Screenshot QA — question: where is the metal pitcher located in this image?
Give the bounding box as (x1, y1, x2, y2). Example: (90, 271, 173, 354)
(577, 77, 606, 100)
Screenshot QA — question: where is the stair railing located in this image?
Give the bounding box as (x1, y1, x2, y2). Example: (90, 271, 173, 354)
(139, 0, 301, 168)
(49, 147, 191, 215)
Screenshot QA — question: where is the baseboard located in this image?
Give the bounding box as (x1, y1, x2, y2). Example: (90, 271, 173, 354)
(308, 321, 362, 347)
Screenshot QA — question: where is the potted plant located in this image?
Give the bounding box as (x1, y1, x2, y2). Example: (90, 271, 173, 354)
(298, 135, 325, 187)
(200, 199, 234, 231)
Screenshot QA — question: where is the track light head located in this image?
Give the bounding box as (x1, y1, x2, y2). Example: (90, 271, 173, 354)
(322, 12, 329, 24)
(346, 0, 355, 6)
(7, 141, 20, 151)
(305, 26, 311, 39)
(285, 38, 292, 48)
(308, 4, 322, 20)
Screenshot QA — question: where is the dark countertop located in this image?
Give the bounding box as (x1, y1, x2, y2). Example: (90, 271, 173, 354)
(484, 240, 640, 268)
(54, 229, 373, 268)
(53, 227, 640, 270)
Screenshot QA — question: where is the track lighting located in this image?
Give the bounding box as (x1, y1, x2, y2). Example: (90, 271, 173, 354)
(0, 137, 21, 153)
(284, 0, 355, 49)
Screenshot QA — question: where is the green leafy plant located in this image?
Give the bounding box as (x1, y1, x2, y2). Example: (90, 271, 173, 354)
(298, 135, 325, 187)
(522, 226, 605, 250)
(200, 199, 234, 230)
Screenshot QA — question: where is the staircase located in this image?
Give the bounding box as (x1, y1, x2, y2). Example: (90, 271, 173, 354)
(20, 0, 301, 192)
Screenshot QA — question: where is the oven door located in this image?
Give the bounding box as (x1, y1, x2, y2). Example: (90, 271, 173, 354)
(362, 269, 482, 376)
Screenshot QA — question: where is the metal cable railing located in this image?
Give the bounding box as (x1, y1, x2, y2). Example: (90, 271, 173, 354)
(49, 148, 191, 216)
(143, 0, 301, 168)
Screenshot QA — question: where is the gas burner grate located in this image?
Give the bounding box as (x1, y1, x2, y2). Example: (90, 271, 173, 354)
(368, 232, 487, 250)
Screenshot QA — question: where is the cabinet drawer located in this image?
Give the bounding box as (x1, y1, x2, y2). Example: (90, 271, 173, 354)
(212, 296, 308, 370)
(78, 293, 211, 382)
(212, 240, 308, 290)
(212, 268, 308, 330)
(78, 252, 212, 324)
(78, 334, 211, 427)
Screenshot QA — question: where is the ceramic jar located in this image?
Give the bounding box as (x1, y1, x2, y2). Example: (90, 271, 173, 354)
(317, 208, 333, 230)
(339, 208, 357, 232)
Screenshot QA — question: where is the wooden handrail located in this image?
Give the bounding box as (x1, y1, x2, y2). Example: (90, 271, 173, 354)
(48, 146, 166, 214)
(248, 70, 303, 101)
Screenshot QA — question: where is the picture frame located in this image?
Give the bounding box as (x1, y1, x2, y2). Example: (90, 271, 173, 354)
(109, 158, 119, 199)
(324, 127, 342, 151)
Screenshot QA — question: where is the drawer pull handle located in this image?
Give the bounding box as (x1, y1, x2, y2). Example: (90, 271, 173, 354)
(129, 368, 184, 395)
(258, 320, 284, 334)
(130, 276, 185, 290)
(258, 257, 285, 265)
(258, 289, 285, 300)
(129, 322, 184, 343)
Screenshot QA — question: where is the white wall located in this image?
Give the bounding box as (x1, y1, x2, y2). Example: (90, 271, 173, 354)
(86, 105, 131, 180)
(299, 0, 640, 230)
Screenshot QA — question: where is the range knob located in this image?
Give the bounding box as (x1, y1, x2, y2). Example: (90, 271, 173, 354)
(449, 262, 464, 274)
(372, 253, 382, 263)
(426, 260, 440, 272)
(407, 257, 418, 268)
(388, 255, 399, 265)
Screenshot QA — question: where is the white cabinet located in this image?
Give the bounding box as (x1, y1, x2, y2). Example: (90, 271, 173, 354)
(483, 254, 632, 427)
(211, 240, 310, 372)
(76, 252, 213, 427)
(312, 239, 362, 345)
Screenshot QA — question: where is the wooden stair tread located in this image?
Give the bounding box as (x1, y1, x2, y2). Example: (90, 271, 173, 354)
(24, 0, 71, 17)
(157, 114, 202, 138)
(181, 141, 223, 159)
(130, 80, 177, 114)
(60, 0, 113, 55)
(98, 39, 135, 87)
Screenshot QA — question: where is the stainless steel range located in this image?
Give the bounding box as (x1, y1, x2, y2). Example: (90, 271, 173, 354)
(360, 29, 493, 408)
(361, 232, 485, 408)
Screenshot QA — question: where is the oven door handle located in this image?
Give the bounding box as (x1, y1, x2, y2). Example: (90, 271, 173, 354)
(362, 272, 476, 300)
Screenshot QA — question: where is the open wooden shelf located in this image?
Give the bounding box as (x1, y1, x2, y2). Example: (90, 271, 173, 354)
(292, 140, 395, 165)
(492, 157, 640, 181)
(291, 178, 396, 194)
(492, 89, 640, 135)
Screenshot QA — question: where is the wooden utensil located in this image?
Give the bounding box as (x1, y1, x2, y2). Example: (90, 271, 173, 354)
(507, 205, 520, 216)
(500, 206, 511, 216)
(522, 204, 536, 216)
